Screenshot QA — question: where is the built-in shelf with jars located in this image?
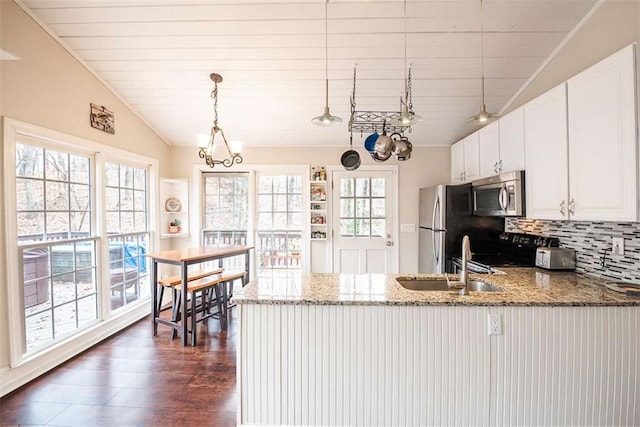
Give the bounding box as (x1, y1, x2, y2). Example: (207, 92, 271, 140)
(310, 169, 328, 240)
(160, 177, 189, 238)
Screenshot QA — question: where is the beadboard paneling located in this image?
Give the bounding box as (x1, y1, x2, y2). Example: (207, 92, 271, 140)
(492, 306, 639, 426)
(239, 304, 640, 426)
(239, 304, 491, 426)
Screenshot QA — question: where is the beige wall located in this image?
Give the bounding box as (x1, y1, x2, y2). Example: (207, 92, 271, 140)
(0, 2, 171, 376)
(508, 0, 640, 111)
(171, 144, 452, 273)
(0, 1, 171, 165)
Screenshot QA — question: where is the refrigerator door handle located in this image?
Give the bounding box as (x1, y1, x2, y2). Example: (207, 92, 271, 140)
(432, 196, 440, 267)
(419, 225, 447, 232)
(431, 196, 439, 234)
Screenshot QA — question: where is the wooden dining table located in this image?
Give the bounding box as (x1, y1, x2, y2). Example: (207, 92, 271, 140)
(146, 244, 253, 346)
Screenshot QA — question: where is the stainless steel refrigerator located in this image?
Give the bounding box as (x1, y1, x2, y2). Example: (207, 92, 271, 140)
(418, 184, 504, 273)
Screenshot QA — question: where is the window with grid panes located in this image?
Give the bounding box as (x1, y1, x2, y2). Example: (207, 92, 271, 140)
(201, 173, 249, 270)
(104, 162, 150, 311)
(16, 142, 99, 353)
(339, 177, 386, 237)
(256, 174, 303, 273)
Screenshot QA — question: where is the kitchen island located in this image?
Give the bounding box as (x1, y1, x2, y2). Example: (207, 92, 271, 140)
(234, 269, 640, 426)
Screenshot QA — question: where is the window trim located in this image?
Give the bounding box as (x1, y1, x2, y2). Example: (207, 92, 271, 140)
(99, 155, 155, 317)
(3, 117, 159, 369)
(191, 163, 310, 274)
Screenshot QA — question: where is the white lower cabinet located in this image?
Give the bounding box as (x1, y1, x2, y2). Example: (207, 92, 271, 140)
(238, 304, 640, 426)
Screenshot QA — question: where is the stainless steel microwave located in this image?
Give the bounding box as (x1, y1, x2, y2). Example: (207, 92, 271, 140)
(472, 171, 525, 216)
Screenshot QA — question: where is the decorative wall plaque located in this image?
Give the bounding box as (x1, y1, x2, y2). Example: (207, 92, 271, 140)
(90, 103, 115, 134)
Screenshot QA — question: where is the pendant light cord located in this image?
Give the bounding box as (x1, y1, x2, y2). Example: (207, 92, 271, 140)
(403, 0, 408, 102)
(480, 0, 485, 108)
(404, 0, 407, 93)
(212, 81, 218, 129)
(324, 0, 329, 107)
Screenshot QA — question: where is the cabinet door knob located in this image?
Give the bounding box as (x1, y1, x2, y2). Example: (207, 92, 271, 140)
(494, 162, 498, 174)
(499, 159, 503, 172)
(569, 198, 576, 215)
(560, 200, 566, 216)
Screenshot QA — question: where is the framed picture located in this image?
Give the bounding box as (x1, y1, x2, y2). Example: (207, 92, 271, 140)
(90, 103, 115, 134)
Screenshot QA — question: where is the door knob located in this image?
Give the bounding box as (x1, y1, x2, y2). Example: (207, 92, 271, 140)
(386, 241, 393, 247)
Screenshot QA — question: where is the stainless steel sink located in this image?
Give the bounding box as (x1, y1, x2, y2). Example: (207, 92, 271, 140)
(396, 277, 503, 292)
(466, 280, 503, 292)
(396, 278, 450, 291)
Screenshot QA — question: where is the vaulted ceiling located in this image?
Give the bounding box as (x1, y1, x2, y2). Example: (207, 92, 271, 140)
(20, 0, 598, 148)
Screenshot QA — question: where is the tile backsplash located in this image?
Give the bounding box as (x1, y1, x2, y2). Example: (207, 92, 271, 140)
(506, 218, 640, 282)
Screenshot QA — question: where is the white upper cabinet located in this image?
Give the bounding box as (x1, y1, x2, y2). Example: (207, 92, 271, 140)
(451, 139, 465, 183)
(478, 121, 500, 178)
(450, 132, 480, 183)
(498, 107, 525, 174)
(477, 107, 525, 179)
(524, 84, 569, 220)
(463, 132, 480, 182)
(567, 44, 637, 221)
(523, 43, 638, 222)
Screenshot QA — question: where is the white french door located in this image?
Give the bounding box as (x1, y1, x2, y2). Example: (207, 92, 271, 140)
(331, 168, 397, 273)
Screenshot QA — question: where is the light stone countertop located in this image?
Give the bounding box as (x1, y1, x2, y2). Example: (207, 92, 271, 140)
(233, 268, 640, 307)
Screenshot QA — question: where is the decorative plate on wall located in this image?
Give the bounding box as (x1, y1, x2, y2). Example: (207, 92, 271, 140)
(164, 198, 182, 212)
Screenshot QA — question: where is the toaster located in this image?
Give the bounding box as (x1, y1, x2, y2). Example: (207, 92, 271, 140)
(535, 247, 576, 270)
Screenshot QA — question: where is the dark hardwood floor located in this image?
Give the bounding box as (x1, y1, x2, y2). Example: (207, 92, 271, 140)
(0, 309, 239, 426)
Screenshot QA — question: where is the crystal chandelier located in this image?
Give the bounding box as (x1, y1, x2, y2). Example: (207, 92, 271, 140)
(198, 73, 244, 168)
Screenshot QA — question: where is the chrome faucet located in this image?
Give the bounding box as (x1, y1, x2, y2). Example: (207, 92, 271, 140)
(459, 235, 472, 296)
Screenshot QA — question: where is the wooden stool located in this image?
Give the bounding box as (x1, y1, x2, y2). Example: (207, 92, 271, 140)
(156, 267, 224, 314)
(172, 270, 247, 346)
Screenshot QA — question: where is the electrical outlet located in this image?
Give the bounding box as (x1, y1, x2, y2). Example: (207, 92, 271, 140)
(612, 237, 625, 256)
(488, 313, 502, 335)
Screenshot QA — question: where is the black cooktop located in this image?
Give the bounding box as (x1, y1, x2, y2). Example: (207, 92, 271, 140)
(472, 232, 559, 268)
(471, 253, 532, 267)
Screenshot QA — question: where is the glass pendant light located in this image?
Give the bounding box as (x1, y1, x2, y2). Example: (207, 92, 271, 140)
(312, 0, 342, 126)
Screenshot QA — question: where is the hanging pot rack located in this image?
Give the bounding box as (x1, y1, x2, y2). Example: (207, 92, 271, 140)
(348, 67, 414, 136)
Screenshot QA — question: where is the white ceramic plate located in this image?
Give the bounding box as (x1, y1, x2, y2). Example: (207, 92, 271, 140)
(165, 197, 182, 212)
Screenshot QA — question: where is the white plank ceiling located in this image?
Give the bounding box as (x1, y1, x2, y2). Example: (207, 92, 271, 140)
(20, 0, 598, 148)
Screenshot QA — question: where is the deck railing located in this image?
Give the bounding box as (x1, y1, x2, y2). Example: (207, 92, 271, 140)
(202, 229, 303, 272)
